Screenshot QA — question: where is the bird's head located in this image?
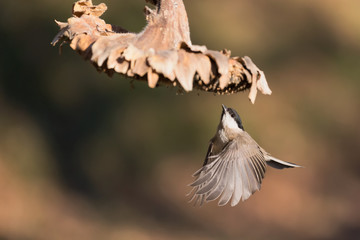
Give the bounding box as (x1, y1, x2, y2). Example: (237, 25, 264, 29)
(221, 104, 244, 132)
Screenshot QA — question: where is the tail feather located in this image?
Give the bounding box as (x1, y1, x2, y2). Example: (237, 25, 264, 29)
(266, 157, 303, 169)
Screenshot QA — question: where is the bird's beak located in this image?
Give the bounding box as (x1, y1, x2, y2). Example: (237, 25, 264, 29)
(222, 104, 227, 111)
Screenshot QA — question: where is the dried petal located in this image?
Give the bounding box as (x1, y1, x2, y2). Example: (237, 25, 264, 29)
(257, 70, 272, 95)
(193, 54, 211, 84)
(248, 80, 258, 104)
(91, 34, 135, 66)
(132, 57, 149, 77)
(70, 34, 94, 51)
(123, 44, 145, 61)
(241, 56, 272, 103)
(107, 46, 127, 69)
(114, 59, 129, 74)
(147, 68, 159, 88)
(206, 50, 230, 89)
(174, 50, 196, 91)
(147, 50, 178, 81)
(73, 0, 108, 18)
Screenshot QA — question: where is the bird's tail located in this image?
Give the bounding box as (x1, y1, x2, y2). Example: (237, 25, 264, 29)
(266, 156, 303, 169)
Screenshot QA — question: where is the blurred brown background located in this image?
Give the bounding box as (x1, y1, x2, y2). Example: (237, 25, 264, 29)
(0, 0, 359, 239)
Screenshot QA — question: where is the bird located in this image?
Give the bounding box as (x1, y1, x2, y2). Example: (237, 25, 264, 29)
(188, 104, 302, 207)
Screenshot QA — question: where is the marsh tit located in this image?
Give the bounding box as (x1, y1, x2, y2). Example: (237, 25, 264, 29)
(189, 104, 302, 207)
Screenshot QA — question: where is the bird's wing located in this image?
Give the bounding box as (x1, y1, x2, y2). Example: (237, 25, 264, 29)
(202, 141, 214, 166)
(189, 136, 267, 207)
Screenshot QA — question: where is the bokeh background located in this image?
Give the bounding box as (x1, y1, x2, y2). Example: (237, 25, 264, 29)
(0, 0, 359, 239)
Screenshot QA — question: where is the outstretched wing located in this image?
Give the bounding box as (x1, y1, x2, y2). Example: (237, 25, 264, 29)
(189, 138, 267, 207)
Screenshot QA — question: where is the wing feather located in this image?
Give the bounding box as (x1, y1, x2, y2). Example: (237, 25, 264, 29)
(249, 156, 262, 183)
(206, 161, 229, 201)
(231, 160, 242, 206)
(195, 160, 226, 194)
(190, 160, 222, 186)
(189, 134, 267, 206)
(238, 153, 252, 201)
(218, 160, 235, 206)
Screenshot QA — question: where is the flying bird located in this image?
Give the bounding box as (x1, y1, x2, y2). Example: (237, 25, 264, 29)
(189, 105, 302, 206)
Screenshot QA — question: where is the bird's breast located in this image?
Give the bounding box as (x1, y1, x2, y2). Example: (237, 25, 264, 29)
(210, 130, 228, 156)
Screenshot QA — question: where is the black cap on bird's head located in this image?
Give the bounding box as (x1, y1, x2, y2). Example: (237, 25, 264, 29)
(221, 104, 244, 130)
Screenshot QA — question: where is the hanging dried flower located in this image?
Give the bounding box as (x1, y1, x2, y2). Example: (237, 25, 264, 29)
(52, 0, 272, 103)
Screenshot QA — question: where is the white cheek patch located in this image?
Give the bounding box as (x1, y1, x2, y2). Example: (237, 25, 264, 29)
(222, 113, 242, 131)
